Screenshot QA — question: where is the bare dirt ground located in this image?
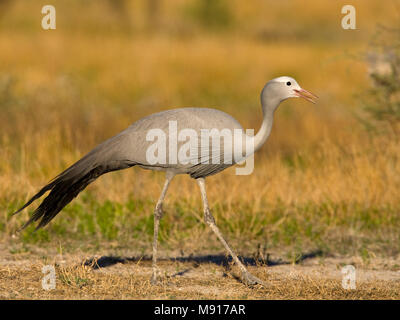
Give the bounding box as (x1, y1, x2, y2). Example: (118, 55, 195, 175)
(1, 244, 399, 299)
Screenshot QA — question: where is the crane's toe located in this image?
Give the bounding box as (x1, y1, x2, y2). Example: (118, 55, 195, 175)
(150, 271, 160, 285)
(241, 271, 266, 287)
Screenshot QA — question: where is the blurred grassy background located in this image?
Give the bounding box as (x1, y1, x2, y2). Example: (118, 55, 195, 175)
(1, 0, 400, 260)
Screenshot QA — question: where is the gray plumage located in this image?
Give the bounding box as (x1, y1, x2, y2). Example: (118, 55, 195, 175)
(12, 76, 317, 286)
(13, 108, 242, 229)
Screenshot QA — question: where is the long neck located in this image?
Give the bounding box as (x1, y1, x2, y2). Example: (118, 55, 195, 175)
(253, 95, 279, 152)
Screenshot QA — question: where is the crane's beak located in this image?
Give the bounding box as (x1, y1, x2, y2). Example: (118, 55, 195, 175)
(294, 88, 318, 104)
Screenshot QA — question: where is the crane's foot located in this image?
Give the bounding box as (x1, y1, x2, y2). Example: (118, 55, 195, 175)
(150, 273, 159, 285)
(150, 268, 161, 285)
(241, 271, 266, 287)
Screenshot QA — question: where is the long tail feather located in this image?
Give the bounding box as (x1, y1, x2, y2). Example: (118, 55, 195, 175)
(12, 133, 136, 230)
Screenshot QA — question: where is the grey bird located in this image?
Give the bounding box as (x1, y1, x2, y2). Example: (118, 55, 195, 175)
(12, 76, 317, 286)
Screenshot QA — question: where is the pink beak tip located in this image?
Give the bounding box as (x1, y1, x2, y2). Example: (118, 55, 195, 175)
(295, 88, 318, 104)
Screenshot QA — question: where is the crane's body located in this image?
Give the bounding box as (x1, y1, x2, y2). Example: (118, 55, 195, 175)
(12, 76, 317, 286)
(116, 107, 244, 176)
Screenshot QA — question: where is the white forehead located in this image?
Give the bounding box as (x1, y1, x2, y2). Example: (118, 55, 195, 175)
(271, 76, 297, 84)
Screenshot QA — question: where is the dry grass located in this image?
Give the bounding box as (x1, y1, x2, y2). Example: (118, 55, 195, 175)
(1, 1, 399, 208)
(1, 255, 400, 299)
(0, 0, 400, 299)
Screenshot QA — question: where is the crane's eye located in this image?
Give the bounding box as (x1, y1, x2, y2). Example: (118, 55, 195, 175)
(286, 81, 291, 86)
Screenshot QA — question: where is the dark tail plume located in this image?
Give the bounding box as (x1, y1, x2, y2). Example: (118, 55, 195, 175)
(12, 134, 135, 231)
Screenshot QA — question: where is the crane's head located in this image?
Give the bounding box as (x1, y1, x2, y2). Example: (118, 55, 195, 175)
(261, 76, 318, 107)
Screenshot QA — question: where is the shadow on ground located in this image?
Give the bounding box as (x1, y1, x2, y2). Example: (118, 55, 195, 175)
(82, 250, 324, 271)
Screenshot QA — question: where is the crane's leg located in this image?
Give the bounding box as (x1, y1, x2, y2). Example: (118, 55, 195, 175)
(197, 178, 266, 287)
(151, 172, 174, 284)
